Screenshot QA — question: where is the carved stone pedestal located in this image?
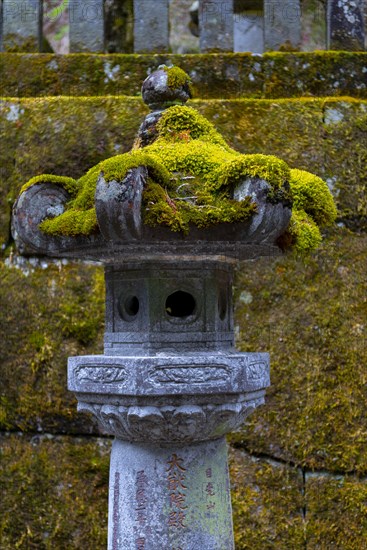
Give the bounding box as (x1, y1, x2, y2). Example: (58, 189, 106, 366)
(109, 438, 233, 549)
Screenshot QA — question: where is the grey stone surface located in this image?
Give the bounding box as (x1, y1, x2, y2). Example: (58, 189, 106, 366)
(264, 0, 301, 51)
(134, 0, 169, 53)
(199, 0, 234, 52)
(108, 437, 234, 549)
(101, 260, 235, 355)
(327, 0, 365, 51)
(69, 353, 270, 396)
(78, 393, 264, 443)
(234, 10, 264, 53)
(12, 176, 291, 262)
(69, 0, 104, 52)
(1, 0, 42, 52)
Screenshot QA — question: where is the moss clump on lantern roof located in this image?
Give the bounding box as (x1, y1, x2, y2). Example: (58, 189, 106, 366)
(20, 99, 336, 252)
(162, 65, 194, 97)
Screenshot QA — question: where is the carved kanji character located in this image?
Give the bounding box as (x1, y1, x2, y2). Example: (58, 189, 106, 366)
(169, 491, 187, 510)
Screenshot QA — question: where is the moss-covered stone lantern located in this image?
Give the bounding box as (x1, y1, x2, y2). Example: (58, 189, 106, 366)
(12, 66, 336, 549)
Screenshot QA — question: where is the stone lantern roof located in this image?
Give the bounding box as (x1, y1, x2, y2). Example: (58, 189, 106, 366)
(12, 65, 336, 265)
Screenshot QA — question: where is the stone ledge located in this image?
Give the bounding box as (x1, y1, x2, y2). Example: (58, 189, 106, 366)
(0, 52, 367, 99)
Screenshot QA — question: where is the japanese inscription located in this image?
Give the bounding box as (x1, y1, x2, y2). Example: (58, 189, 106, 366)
(135, 470, 148, 526)
(167, 454, 188, 529)
(205, 467, 216, 511)
(135, 470, 148, 549)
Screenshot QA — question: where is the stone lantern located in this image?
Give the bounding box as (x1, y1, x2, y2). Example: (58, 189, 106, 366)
(12, 67, 294, 549)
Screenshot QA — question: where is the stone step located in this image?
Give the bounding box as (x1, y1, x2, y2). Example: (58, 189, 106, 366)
(0, 52, 367, 99)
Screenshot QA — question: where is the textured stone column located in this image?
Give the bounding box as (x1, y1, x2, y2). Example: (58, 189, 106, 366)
(108, 438, 234, 549)
(264, 0, 301, 51)
(134, 0, 169, 53)
(69, 0, 105, 52)
(327, 0, 365, 51)
(0, 0, 42, 52)
(199, 0, 234, 52)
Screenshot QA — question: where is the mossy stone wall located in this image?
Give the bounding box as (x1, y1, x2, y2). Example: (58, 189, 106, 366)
(1, 52, 367, 549)
(0, 52, 367, 99)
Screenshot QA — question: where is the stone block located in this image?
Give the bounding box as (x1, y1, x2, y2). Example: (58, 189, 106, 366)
(264, 0, 301, 51)
(199, 0, 234, 52)
(69, 0, 104, 52)
(234, 11, 264, 53)
(133, 0, 169, 53)
(327, 0, 365, 51)
(0, 0, 42, 52)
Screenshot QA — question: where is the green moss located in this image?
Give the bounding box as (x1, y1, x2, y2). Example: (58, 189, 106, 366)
(40, 208, 98, 236)
(162, 65, 193, 96)
(0, 434, 109, 549)
(1, 52, 367, 99)
(102, 150, 172, 187)
(20, 174, 79, 196)
(209, 154, 291, 198)
(3, 95, 366, 250)
(230, 448, 305, 549)
(306, 475, 367, 548)
(156, 104, 230, 148)
(231, 229, 367, 474)
(287, 209, 322, 254)
(0, 260, 104, 432)
(290, 169, 337, 226)
(2, 35, 39, 53)
(18, 101, 335, 249)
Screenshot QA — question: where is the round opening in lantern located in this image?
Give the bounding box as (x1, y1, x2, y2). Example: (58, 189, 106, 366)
(165, 291, 196, 318)
(118, 294, 140, 321)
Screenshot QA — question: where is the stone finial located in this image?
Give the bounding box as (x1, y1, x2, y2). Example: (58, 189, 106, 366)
(141, 65, 193, 110)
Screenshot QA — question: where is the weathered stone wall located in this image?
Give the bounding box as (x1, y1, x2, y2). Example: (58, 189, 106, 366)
(1, 52, 366, 549)
(1, 52, 366, 98)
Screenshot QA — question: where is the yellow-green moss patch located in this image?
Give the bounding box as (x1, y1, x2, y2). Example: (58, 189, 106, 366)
(230, 448, 305, 549)
(306, 475, 367, 548)
(162, 65, 193, 96)
(230, 229, 367, 474)
(0, 434, 109, 549)
(18, 102, 336, 247)
(0, 260, 104, 432)
(20, 174, 78, 196)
